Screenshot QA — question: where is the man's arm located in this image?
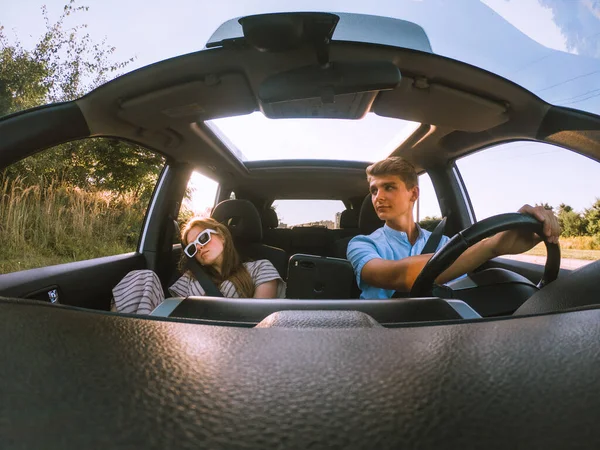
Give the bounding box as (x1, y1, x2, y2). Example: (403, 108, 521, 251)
(361, 204, 560, 293)
(361, 238, 497, 292)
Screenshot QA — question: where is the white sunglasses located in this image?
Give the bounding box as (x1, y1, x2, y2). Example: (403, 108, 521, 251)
(183, 228, 218, 258)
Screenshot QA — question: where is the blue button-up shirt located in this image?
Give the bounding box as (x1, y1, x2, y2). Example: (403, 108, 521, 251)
(347, 224, 450, 299)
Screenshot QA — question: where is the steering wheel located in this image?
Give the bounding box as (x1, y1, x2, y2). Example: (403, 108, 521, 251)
(410, 213, 561, 297)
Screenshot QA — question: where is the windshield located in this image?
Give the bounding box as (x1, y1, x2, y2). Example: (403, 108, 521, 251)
(1, 1, 598, 119)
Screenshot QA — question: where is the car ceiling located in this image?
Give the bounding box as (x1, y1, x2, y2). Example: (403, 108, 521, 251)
(2, 37, 599, 202)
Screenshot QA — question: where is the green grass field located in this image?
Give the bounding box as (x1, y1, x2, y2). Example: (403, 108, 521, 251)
(526, 243, 600, 261)
(0, 177, 145, 274)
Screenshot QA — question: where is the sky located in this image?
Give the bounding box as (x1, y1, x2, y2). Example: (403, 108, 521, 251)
(2, 0, 600, 226)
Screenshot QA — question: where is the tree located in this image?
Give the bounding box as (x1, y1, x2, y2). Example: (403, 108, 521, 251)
(0, 37, 48, 115)
(558, 203, 573, 214)
(535, 202, 554, 212)
(584, 199, 600, 236)
(418, 216, 442, 232)
(0, 1, 163, 197)
(0, 1, 133, 116)
(557, 203, 588, 237)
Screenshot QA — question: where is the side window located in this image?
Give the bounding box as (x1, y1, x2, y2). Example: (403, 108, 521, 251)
(0, 138, 165, 274)
(456, 141, 600, 253)
(177, 171, 219, 229)
(417, 173, 443, 231)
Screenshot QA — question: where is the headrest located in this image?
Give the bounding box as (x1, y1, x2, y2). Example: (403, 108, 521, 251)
(339, 209, 359, 229)
(261, 208, 278, 229)
(211, 199, 263, 242)
(359, 194, 384, 235)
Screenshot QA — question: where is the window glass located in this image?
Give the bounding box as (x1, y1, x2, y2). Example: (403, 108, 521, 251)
(456, 142, 600, 221)
(417, 173, 442, 231)
(207, 113, 420, 163)
(456, 141, 600, 263)
(0, 138, 165, 274)
(272, 200, 346, 229)
(177, 171, 219, 227)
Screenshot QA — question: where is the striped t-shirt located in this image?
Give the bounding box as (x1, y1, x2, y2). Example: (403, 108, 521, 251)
(169, 259, 286, 298)
(111, 259, 285, 315)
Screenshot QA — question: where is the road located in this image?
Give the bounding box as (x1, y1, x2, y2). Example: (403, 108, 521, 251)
(501, 254, 593, 270)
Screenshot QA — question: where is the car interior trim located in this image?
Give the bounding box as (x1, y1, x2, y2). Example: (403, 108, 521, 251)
(139, 165, 170, 252)
(452, 165, 475, 224)
(446, 300, 482, 319)
(150, 298, 184, 317)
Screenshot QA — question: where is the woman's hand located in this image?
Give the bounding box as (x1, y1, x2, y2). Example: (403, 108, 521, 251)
(490, 204, 561, 256)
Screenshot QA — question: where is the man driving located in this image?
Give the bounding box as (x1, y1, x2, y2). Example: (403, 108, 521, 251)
(347, 157, 561, 299)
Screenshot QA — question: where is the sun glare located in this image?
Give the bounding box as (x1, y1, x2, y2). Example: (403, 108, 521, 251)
(185, 171, 219, 217)
(207, 112, 420, 163)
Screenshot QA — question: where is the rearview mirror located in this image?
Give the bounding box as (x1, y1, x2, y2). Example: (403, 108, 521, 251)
(258, 61, 401, 104)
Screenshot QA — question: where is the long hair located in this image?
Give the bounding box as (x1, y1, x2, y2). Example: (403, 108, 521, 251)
(179, 217, 255, 298)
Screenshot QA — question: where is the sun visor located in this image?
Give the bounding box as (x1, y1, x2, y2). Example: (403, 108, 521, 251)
(260, 91, 378, 119)
(374, 77, 508, 132)
(117, 73, 256, 129)
(257, 60, 400, 119)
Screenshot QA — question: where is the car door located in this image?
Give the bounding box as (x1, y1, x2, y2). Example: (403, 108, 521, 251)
(0, 136, 167, 310)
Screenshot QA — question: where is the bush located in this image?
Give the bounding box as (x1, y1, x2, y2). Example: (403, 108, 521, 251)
(584, 200, 600, 236)
(419, 216, 442, 232)
(559, 236, 600, 251)
(0, 176, 147, 273)
(558, 208, 588, 237)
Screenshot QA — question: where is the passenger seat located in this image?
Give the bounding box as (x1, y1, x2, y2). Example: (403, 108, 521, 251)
(289, 226, 330, 257)
(212, 200, 289, 279)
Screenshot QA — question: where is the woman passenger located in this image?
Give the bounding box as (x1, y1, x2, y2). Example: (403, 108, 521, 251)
(111, 217, 285, 314)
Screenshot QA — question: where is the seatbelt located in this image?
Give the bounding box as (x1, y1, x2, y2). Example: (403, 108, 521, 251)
(419, 217, 449, 299)
(184, 257, 224, 297)
(391, 217, 446, 299)
(420, 217, 447, 255)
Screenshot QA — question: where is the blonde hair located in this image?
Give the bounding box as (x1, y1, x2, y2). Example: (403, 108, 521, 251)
(180, 217, 255, 298)
(366, 156, 418, 189)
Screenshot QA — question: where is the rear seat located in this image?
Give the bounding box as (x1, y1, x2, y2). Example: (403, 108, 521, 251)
(331, 209, 359, 242)
(261, 207, 361, 257)
(332, 195, 384, 259)
(261, 208, 292, 253)
(289, 226, 331, 256)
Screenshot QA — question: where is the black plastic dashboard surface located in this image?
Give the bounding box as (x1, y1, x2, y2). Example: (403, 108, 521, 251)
(2, 298, 600, 449)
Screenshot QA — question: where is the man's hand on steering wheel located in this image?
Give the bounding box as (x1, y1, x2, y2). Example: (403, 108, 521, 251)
(410, 208, 562, 296)
(489, 204, 561, 257)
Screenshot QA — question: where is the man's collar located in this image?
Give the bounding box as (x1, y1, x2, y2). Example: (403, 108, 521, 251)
(383, 223, 424, 241)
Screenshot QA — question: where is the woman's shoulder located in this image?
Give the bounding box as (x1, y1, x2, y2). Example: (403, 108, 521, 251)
(244, 259, 276, 270)
(244, 259, 279, 277)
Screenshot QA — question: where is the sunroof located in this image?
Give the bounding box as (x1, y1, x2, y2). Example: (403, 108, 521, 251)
(205, 113, 420, 163)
